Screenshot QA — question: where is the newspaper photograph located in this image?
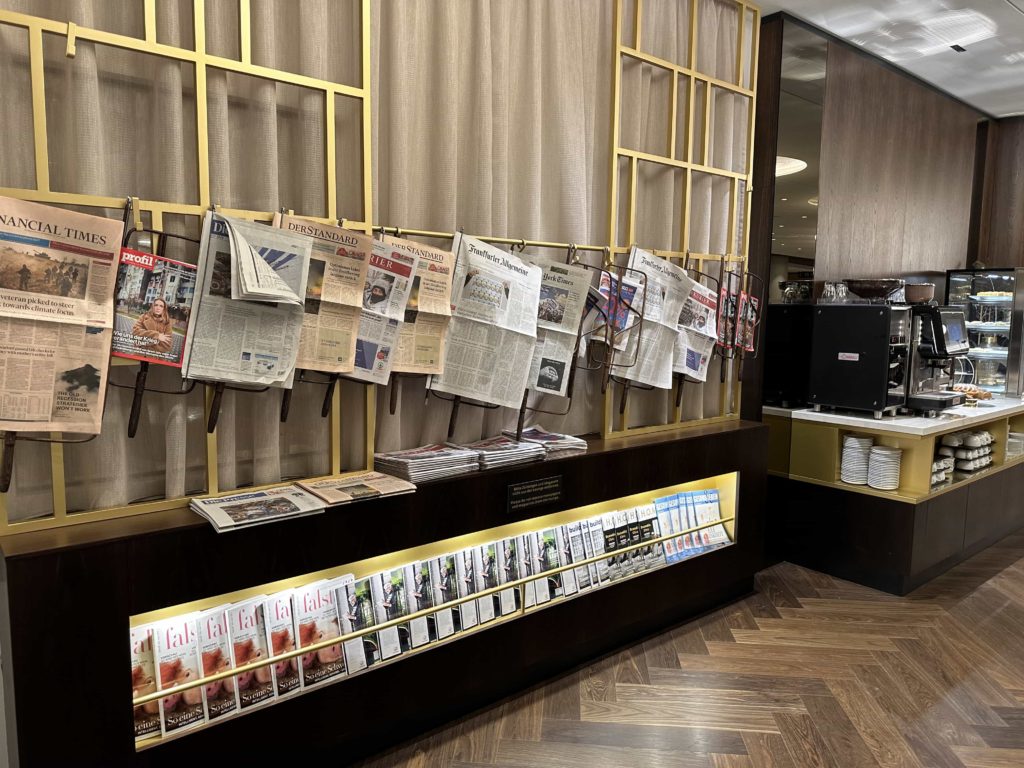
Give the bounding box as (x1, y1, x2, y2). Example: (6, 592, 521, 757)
(0, 317, 112, 432)
(297, 471, 416, 505)
(112, 248, 197, 367)
(383, 235, 453, 375)
(735, 291, 759, 352)
(190, 486, 325, 532)
(273, 215, 371, 374)
(617, 247, 689, 389)
(348, 241, 420, 385)
(678, 273, 719, 340)
(0, 196, 122, 328)
(673, 327, 716, 382)
(583, 271, 644, 352)
(528, 259, 589, 397)
(430, 236, 541, 408)
(223, 216, 308, 306)
(182, 212, 308, 387)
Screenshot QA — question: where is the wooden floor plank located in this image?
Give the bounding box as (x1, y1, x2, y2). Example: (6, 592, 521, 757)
(649, 667, 833, 696)
(494, 738, 712, 768)
(539, 718, 748, 754)
(581, 697, 783, 733)
(742, 732, 798, 768)
(731, 628, 900, 652)
(774, 712, 841, 768)
(800, 693, 881, 768)
(824, 677, 924, 768)
(953, 745, 1024, 767)
(677, 652, 862, 680)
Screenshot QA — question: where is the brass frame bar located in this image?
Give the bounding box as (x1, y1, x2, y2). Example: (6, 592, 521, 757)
(370, 225, 607, 254)
(239, 0, 251, 64)
(620, 46, 755, 98)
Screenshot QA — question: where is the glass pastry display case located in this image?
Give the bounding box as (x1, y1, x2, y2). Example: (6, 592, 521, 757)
(946, 269, 1024, 396)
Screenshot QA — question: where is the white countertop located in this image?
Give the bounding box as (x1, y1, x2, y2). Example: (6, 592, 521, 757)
(791, 397, 1024, 437)
(762, 406, 795, 418)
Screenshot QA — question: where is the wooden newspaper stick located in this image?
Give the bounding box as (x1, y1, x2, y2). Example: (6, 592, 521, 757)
(127, 361, 150, 438)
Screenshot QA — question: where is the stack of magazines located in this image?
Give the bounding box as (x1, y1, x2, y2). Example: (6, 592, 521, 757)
(504, 424, 588, 460)
(374, 444, 480, 482)
(458, 435, 546, 470)
(190, 486, 326, 533)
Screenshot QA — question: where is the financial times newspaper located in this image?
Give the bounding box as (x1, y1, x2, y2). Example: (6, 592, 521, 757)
(429, 236, 542, 409)
(617, 247, 688, 389)
(527, 259, 590, 397)
(0, 196, 121, 327)
(274, 214, 369, 374)
(348, 241, 419, 385)
(383, 235, 454, 375)
(182, 212, 311, 387)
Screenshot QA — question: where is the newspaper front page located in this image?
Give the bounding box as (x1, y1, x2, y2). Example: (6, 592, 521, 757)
(182, 212, 310, 387)
(348, 241, 419, 385)
(617, 247, 688, 389)
(191, 486, 325, 532)
(383, 235, 453, 375)
(673, 327, 716, 382)
(527, 259, 590, 397)
(274, 215, 369, 373)
(429, 236, 542, 409)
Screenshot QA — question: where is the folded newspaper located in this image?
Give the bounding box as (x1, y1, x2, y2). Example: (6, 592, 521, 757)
(297, 471, 416, 505)
(503, 424, 588, 459)
(190, 486, 325, 532)
(374, 443, 480, 483)
(457, 435, 546, 470)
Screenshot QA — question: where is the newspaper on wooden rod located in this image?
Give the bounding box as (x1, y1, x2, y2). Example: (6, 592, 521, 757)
(273, 214, 369, 374)
(526, 257, 591, 398)
(673, 271, 720, 383)
(182, 212, 311, 387)
(616, 246, 688, 389)
(348, 240, 420, 385)
(190, 485, 325, 532)
(0, 197, 124, 433)
(429, 235, 542, 409)
(382, 234, 454, 375)
(225, 218, 305, 305)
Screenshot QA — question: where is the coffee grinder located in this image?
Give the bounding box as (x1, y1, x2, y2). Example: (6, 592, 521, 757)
(906, 305, 969, 414)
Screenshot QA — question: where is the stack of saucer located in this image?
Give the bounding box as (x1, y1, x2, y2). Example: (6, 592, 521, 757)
(840, 435, 873, 485)
(868, 446, 902, 490)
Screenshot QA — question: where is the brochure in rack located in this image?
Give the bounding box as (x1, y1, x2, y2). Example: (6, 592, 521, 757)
(152, 613, 206, 736)
(195, 606, 240, 721)
(130, 625, 161, 741)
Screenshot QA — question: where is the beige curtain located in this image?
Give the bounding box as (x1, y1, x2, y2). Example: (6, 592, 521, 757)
(0, 0, 750, 520)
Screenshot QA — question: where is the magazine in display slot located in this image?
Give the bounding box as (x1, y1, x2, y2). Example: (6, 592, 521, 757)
(518, 533, 539, 607)
(534, 528, 565, 598)
(601, 513, 621, 580)
(587, 517, 611, 584)
(226, 597, 275, 710)
(579, 517, 601, 585)
(679, 492, 702, 553)
(292, 580, 346, 689)
(496, 538, 520, 615)
(153, 613, 206, 736)
(370, 569, 408, 658)
(625, 508, 645, 571)
(428, 554, 459, 638)
(638, 503, 665, 568)
(195, 606, 240, 722)
(566, 521, 592, 592)
(472, 545, 498, 623)
(336, 575, 379, 672)
(454, 549, 481, 629)
(404, 561, 434, 647)
(264, 591, 301, 698)
(654, 496, 680, 564)
(112, 248, 196, 367)
(554, 526, 579, 596)
(615, 510, 635, 576)
(130, 625, 161, 741)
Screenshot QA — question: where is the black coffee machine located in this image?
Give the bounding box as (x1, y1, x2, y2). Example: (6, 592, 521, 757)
(905, 305, 969, 413)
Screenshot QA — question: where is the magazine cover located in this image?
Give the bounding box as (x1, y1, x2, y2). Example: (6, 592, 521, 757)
(472, 545, 498, 623)
(704, 488, 730, 545)
(601, 513, 621, 580)
(531, 530, 561, 600)
(678, 492, 701, 553)
(195, 606, 239, 722)
(112, 248, 196, 366)
(369, 570, 407, 658)
(496, 538, 520, 615)
(454, 549, 480, 629)
(226, 597, 275, 711)
(555, 526, 579, 597)
(292, 580, 346, 689)
(566, 521, 592, 591)
(625, 508, 646, 571)
(517, 533, 539, 608)
(638, 504, 665, 569)
(579, 519, 601, 586)
(614, 510, 634, 576)
(337, 575, 379, 673)
(264, 591, 300, 698)
(428, 554, 459, 638)
(403, 562, 433, 648)
(153, 613, 206, 736)
(734, 291, 758, 352)
(130, 625, 161, 741)
(654, 497, 680, 565)
(587, 517, 611, 584)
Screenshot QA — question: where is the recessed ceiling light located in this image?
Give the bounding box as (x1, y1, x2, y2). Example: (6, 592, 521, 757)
(781, 198, 788, 201)
(802, 215, 808, 219)
(779, 225, 785, 228)
(776, 156, 807, 177)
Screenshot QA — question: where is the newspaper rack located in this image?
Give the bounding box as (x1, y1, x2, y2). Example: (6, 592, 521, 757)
(129, 511, 735, 751)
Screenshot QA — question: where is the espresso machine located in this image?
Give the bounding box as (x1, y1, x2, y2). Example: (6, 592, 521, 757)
(905, 305, 969, 414)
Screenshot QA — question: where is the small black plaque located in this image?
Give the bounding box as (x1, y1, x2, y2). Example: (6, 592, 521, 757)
(507, 476, 563, 513)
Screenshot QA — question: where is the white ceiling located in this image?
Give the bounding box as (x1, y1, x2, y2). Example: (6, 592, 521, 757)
(757, 0, 1024, 116)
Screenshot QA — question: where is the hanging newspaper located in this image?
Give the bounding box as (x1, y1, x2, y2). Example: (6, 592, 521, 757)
(0, 198, 123, 433)
(429, 236, 542, 409)
(734, 291, 759, 352)
(348, 241, 419, 385)
(673, 327, 716, 382)
(182, 212, 311, 387)
(581, 270, 644, 354)
(617, 247, 688, 389)
(273, 214, 369, 374)
(383, 235, 454, 375)
(0, 196, 121, 326)
(112, 248, 197, 367)
(677, 272, 718, 340)
(224, 218, 304, 305)
(527, 258, 590, 397)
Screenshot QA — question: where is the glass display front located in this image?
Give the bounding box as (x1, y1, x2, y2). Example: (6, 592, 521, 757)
(947, 270, 1022, 394)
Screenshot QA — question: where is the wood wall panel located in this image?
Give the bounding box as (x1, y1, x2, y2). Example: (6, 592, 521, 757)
(980, 117, 1024, 266)
(816, 44, 981, 281)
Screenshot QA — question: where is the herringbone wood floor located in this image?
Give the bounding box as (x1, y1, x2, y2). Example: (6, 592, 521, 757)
(359, 531, 1024, 768)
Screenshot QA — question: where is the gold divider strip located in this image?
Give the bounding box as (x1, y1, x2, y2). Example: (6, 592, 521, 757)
(144, 0, 156, 44)
(28, 26, 49, 192)
(360, 0, 373, 232)
(735, 1, 746, 89)
(325, 90, 337, 219)
(607, 0, 624, 250)
(239, 0, 251, 64)
(669, 71, 679, 160)
(634, 0, 643, 50)
(702, 83, 713, 167)
(620, 46, 755, 98)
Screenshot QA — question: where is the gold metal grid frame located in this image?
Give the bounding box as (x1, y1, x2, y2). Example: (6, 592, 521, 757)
(604, 0, 760, 438)
(0, 1, 374, 534)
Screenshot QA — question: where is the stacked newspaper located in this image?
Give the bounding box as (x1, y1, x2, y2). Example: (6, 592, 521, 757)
(458, 435, 546, 470)
(374, 444, 480, 483)
(503, 424, 588, 460)
(190, 486, 325, 533)
(297, 471, 416, 504)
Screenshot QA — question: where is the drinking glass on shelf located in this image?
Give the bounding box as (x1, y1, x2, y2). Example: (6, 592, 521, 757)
(820, 282, 836, 304)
